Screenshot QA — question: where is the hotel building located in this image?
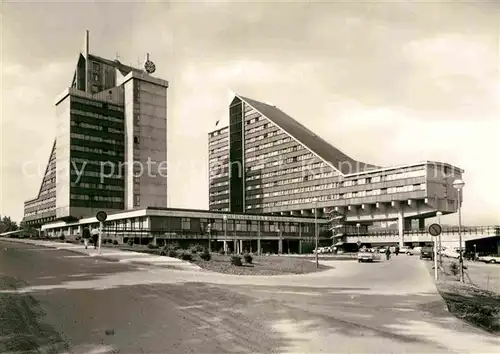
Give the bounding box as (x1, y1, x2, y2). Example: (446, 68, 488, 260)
(209, 95, 464, 246)
(23, 31, 169, 226)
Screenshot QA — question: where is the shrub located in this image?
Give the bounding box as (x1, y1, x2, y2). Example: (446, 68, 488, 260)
(200, 249, 211, 261)
(243, 253, 253, 264)
(230, 255, 242, 266)
(147, 243, 159, 249)
(219, 248, 226, 255)
(167, 249, 178, 258)
(127, 239, 134, 246)
(164, 242, 181, 251)
(180, 252, 193, 261)
(113, 240, 118, 245)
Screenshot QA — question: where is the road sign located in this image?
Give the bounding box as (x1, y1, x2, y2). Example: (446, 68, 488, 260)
(356, 241, 362, 247)
(96, 211, 108, 222)
(428, 223, 442, 237)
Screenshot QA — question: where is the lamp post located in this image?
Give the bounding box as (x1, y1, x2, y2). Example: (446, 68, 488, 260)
(452, 179, 465, 283)
(277, 227, 281, 254)
(313, 198, 319, 268)
(436, 211, 443, 265)
(223, 215, 227, 254)
(356, 223, 361, 251)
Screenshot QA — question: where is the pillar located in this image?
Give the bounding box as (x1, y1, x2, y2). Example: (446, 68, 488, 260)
(223, 240, 227, 253)
(278, 238, 283, 254)
(239, 239, 243, 254)
(299, 240, 302, 254)
(397, 209, 404, 247)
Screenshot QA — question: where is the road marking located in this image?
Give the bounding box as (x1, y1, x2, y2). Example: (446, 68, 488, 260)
(177, 305, 204, 310)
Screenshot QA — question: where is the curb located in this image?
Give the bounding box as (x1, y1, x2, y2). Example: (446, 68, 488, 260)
(1, 238, 201, 271)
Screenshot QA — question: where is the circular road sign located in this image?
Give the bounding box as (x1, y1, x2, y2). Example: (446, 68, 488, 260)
(96, 211, 108, 222)
(428, 223, 442, 237)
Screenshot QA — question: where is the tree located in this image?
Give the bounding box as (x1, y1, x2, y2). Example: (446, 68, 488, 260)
(0, 216, 19, 234)
(19, 220, 38, 237)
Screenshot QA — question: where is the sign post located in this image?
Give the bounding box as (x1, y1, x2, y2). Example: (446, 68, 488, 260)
(428, 223, 442, 282)
(96, 211, 108, 255)
(207, 223, 212, 253)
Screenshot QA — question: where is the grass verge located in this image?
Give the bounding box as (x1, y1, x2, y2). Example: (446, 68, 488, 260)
(193, 254, 332, 275)
(426, 260, 500, 334)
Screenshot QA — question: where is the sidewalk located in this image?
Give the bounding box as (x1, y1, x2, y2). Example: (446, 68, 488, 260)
(1, 238, 202, 271)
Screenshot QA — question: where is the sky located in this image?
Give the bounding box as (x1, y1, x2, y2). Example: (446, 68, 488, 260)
(1, 0, 499, 225)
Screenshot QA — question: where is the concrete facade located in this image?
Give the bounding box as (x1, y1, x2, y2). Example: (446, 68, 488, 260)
(208, 95, 465, 247)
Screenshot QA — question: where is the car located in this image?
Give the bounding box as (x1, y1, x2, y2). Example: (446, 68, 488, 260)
(399, 247, 409, 254)
(477, 255, 500, 264)
(357, 249, 381, 262)
(378, 247, 387, 254)
(406, 247, 422, 256)
(441, 248, 460, 259)
(420, 246, 434, 260)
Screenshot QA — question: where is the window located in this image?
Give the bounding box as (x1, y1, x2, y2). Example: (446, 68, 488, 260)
(91, 85, 99, 93)
(181, 218, 191, 230)
(134, 136, 139, 144)
(93, 62, 100, 71)
(93, 73, 100, 81)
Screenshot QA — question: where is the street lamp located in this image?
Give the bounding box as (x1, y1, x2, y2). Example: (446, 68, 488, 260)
(277, 227, 281, 255)
(436, 211, 443, 265)
(223, 215, 228, 254)
(452, 179, 465, 282)
(356, 223, 361, 250)
(313, 198, 319, 268)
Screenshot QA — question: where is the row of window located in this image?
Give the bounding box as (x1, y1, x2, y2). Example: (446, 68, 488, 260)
(210, 128, 229, 137)
(212, 180, 229, 187)
(39, 186, 56, 197)
(72, 120, 124, 135)
(246, 183, 426, 201)
(209, 189, 229, 197)
(208, 135, 228, 147)
(246, 162, 327, 181)
(246, 147, 311, 165)
(71, 133, 123, 146)
(210, 145, 229, 155)
(343, 170, 426, 186)
(247, 135, 292, 146)
(70, 169, 123, 179)
(71, 182, 124, 191)
(70, 145, 122, 157)
(70, 194, 123, 202)
(25, 205, 55, 217)
(25, 196, 56, 211)
(210, 172, 229, 181)
(71, 109, 123, 124)
(72, 97, 124, 112)
(211, 198, 229, 204)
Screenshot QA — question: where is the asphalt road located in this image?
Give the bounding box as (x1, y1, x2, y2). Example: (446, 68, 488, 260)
(1, 241, 498, 354)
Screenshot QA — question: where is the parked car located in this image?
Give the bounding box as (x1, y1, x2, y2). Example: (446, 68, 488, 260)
(477, 255, 500, 264)
(378, 247, 387, 254)
(441, 248, 460, 259)
(357, 249, 381, 263)
(406, 247, 422, 256)
(420, 246, 434, 260)
(399, 247, 409, 254)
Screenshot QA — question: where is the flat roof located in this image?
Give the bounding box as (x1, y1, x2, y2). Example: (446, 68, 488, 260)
(41, 207, 327, 230)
